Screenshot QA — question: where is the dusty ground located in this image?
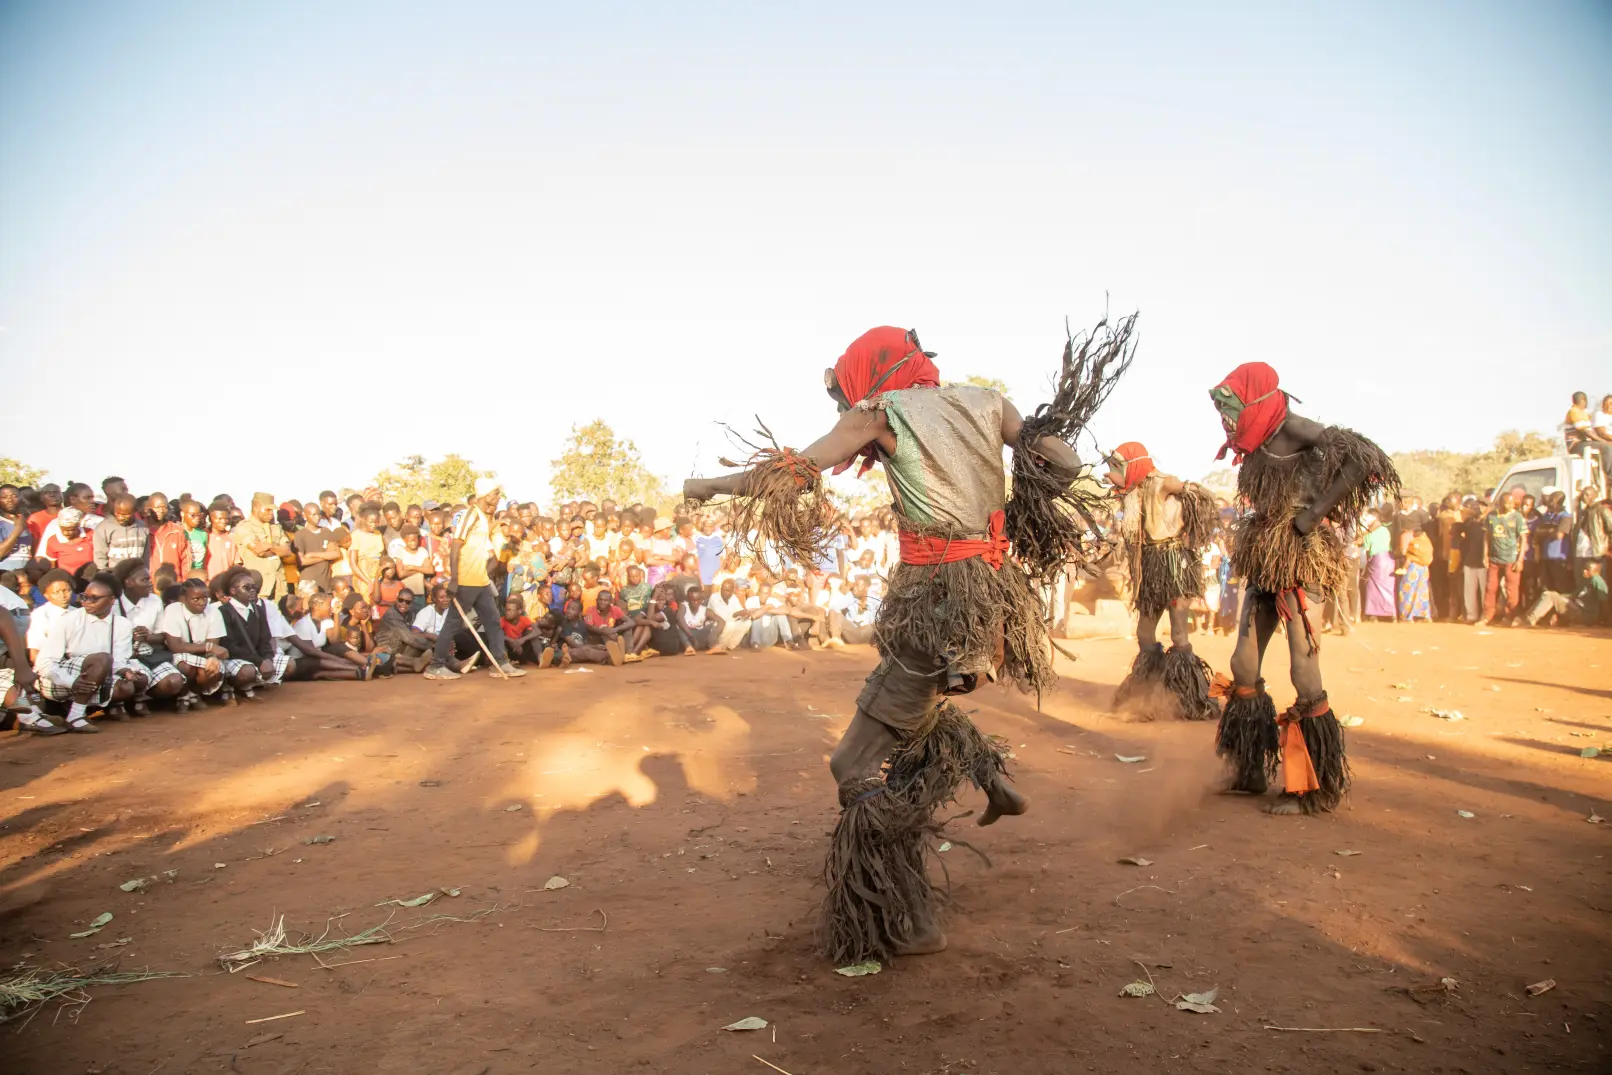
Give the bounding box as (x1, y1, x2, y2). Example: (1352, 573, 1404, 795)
(1, 622, 1609, 1075)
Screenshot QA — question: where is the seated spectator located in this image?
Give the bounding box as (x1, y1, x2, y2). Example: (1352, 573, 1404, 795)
(215, 567, 297, 698)
(848, 549, 885, 598)
(335, 592, 392, 677)
(1522, 560, 1606, 627)
(32, 577, 136, 732)
(109, 559, 185, 712)
(412, 584, 478, 672)
(677, 585, 725, 654)
(712, 552, 751, 595)
(546, 597, 620, 668)
(504, 531, 547, 617)
(1567, 391, 1612, 469)
(580, 564, 605, 610)
(583, 589, 630, 665)
(279, 592, 363, 681)
(707, 578, 751, 650)
(94, 494, 150, 571)
(0, 578, 48, 732)
(778, 569, 828, 647)
(373, 556, 405, 620)
(374, 588, 433, 673)
(500, 595, 547, 665)
(643, 582, 682, 657)
(41, 507, 96, 576)
(826, 576, 881, 647)
(26, 568, 76, 665)
(161, 577, 231, 703)
(744, 582, 795, 648)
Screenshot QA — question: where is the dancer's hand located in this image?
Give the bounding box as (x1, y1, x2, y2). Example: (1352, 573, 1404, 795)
(1292, 509, 1317, 536)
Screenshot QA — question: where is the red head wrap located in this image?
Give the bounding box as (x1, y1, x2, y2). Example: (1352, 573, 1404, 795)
(830, 326, 941, 476)
(1211, 362, 1289, 463)
(1107, 441, 1156, 493)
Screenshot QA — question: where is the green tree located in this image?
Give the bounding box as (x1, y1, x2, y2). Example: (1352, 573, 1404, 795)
(0, 457, 47, 487)
(550, 421, 665, 505)
(1391, 429, 1560, 501)
(373, 453, 489, 506)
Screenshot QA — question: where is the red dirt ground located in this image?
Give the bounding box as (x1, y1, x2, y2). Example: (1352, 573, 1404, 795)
(2, 623, 1609, 1074)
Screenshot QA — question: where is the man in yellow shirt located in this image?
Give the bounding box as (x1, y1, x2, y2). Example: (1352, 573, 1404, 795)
(424, 477, 526, 680)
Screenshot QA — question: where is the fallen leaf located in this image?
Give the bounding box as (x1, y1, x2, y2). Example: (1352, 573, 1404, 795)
(1580, 747, 1601, 759)
(504, 804, 524, 812)
(1589, 812, 1605, 825)
(69, 912, 114, 938)
(1390, 681, 1411, 689)
(1525, 978, 1556, 997)
(706, 967, 727, 974)
(1115, 754, 1147, 764)
(1118, 981, 1155, 997)
(1118, 857, 1154, 867)
(1457, 810, 1475, 819)
(96, 937, 132, 949)
(1335, 850, 1361, 857)
(1173, 988, 1220, 1013)
(303, 834, 335, 845)
(119, 878, 148, 893)
(213, 863, 227, 869)
(543, 876, 570, 890)
(835, 960, 882, 977)
(1402, 976, 1459, 1004)
(245, 975, 300, 989)
(376, 892, 438, 908)
(722, 1017, 768, 1031)
(418, 780, 442, 788)
(936, 841, 953, 853)
(1340, 716, 1365, 728)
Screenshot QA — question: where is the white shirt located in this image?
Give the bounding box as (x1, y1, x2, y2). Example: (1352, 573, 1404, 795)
(114, 593, 165, 633)
(1595, 410, 1612, 434)
(413, 605, 450, 634)
(26, 602, 69, 652)
(681, 603, 709, 630)
(709, 593, 744, 622)
(0, 584, 27, 614)
(34, 607, 134, 675)
(293, 615, 324, 646)
(160, 602, 227, 646)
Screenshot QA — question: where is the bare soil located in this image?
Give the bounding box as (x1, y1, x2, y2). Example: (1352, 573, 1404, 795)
(2, 623, 1609, 1074)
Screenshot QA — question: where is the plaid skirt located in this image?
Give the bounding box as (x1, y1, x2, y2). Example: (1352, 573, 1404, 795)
(38, 656, 117, 705)
(173, 651, 229, 694)
(138, 660, 183, 687)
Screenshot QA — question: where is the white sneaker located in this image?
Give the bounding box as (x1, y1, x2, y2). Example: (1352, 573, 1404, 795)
(423, 664, 461, 681)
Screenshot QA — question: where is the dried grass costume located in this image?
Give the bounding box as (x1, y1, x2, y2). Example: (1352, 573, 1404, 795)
(1108, 442, 1221, 721)
(1210, 363, 1398, 813)
(717, 321, 1130, 964)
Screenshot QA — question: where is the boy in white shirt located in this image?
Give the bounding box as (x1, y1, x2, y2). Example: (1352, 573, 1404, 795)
(743, 582, 795, 648)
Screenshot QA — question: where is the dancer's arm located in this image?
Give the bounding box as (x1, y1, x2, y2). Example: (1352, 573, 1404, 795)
(1285, 415, 1365, 536)
(684, 409, 893, 502)
(999, 398, 1082, 481)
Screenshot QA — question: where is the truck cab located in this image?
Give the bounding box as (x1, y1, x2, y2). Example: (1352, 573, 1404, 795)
(1491, 442, 1607, 514)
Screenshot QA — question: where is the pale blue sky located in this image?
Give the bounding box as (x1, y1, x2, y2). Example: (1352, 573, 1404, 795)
(2, 1, 1607, 504)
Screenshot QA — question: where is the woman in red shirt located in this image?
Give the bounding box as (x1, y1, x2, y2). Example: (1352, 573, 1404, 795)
(42, 507, 95, 575)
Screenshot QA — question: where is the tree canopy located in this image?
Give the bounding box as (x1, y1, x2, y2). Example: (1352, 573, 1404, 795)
(372, 453, 489, 507)
(550, 420, 664, 505)
(0, 457, 48, 488)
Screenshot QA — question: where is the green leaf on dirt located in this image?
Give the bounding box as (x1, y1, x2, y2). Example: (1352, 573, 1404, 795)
(96, 937, 132, 949)
(1174, 987, 1220, 1013)
(937, 842, 953, 853)
(70, 912, 114, 938)
(835, 961, 882, 977)
(1118, 857, 1153, 867)
(120, 878, 148, 892)
(1457, 810, 1475, 818)
(303, 834, 335, 845)
(1580, 747, 1601, 759)
(1118, 981, 1155, 997)
(1115, 754, 1147, 764)
(543, 876, 570, 890)
(722, 1017, 768, 1031)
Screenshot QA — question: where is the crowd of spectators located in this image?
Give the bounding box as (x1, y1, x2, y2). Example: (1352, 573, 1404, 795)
(0, 476, 897, 736)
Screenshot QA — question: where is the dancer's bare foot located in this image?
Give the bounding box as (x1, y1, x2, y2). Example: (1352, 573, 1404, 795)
(977, 780, 1028, 826)
(1268, 793, 1303, 816)
(894, 924, 948, 956)
(1224, 772, 1268, 796)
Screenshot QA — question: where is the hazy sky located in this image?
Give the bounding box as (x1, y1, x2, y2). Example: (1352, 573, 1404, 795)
(2, 1, 1607, 505)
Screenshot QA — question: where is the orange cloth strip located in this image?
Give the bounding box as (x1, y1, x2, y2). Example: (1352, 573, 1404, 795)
(899, 509, 1008, 571)
(1276, 707, 1321, 795)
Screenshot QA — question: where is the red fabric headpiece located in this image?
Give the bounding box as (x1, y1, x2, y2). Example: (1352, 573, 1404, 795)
(1212, 362, 1289, 463)
(831, 326, 941, 477)
(1109, 442, 1157, 493)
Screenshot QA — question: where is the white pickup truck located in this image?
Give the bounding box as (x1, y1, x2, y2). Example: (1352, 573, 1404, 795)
(1492, 441, 1608, 509)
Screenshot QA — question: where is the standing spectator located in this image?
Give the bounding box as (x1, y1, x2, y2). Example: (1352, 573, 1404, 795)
(1481, 491, 1526, 626)
(693, 516, 725, 584)
(393, 525, 438, 607)
(1396, 522, 1433, 622)
(147, 493, 187, 580)
(93, 495, 149, 570)
(1330, 520, 1361, 633)
(41, 508, 95, 574)
(316, 491, 345, 530)
(25, 483, 62, 549)
(39, 483, 101, 548)
(99, 476, 129, 514)
(1536, 487, 1572, 596)
(424, 477, 524, 680)
(1571, 486, 1611, 578)
(1359, 513, 1394, 620)
(178, 499, 209, 581)
(1457, 498, 1488, 622)
(0, 484, 31, 572)
(347, 504, 386, 601)
(204, 503, 239, 580)
(234, 493, 292, 600)
(1436, 493, 1463, 619)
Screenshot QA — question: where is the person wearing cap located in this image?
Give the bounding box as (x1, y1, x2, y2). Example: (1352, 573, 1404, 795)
(233, 493, 293, 600)
(423, 477, 526, 680)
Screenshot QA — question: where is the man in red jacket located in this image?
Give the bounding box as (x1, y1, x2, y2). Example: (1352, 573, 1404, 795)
(147, 492, 188, 582)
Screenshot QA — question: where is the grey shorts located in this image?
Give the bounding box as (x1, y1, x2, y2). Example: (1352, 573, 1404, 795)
(854, 649, 945, 736)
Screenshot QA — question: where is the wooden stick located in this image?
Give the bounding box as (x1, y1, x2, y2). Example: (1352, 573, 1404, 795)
(244, 975, 299, 989)
(1263, 1026, 1386, 1033)
(752, 1057, 796, 1075)
(244, 1010, 305, 1025)
(453, 597, 510, 679)
(537, 909, 607, 933)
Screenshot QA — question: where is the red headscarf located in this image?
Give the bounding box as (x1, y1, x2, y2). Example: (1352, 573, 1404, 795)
(1211, 362, 1289, 463)
(831, 326, 941, 476)
(1108, 441, 1156, 493)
